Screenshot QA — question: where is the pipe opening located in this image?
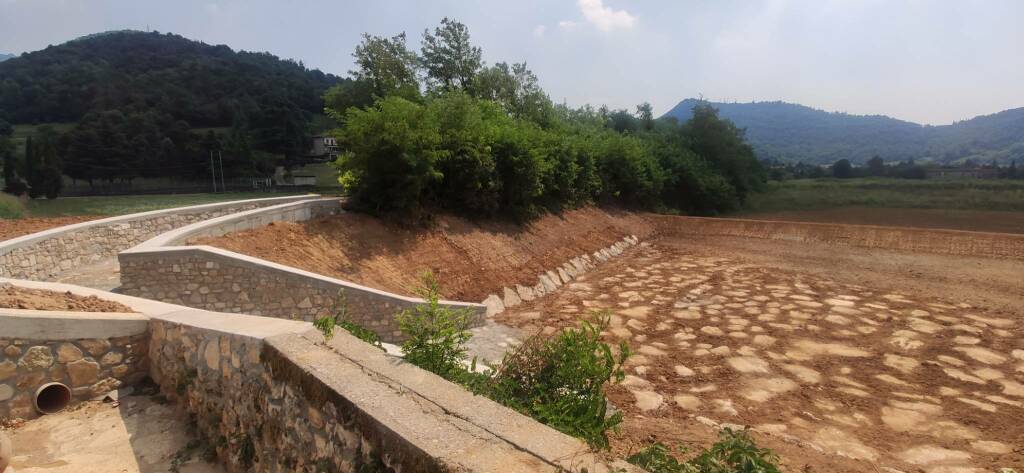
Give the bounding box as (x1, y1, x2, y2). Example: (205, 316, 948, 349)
(35, 382, 72, 415)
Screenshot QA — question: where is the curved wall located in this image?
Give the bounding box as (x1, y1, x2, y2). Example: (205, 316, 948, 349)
(0, 194, 316, 281)
(118, 199, 486, 343)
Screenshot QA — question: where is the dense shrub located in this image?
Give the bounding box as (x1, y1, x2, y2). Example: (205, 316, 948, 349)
(486, 313, 630, 449)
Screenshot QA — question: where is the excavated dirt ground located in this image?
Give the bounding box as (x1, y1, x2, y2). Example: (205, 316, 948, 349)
(193, 207, 655, 301)
(0, 284, 134, 312)
(0, 216, 99, 241)
(737, 207, 1024, 235)
(497, 239, 1024, 473)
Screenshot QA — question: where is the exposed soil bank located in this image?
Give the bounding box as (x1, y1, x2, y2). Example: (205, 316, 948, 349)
(193, 207, 655, 301)
(0, 216, 99, 241)
(733, 207, 1024, 235)
(0, 284, 133, 312)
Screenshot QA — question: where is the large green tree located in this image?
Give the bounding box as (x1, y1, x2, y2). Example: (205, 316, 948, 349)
(351, 33, 421, 99)
(420, 18, 483, 93)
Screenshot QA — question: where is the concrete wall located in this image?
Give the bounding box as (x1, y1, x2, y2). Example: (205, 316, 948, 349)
(0, 309, 149, 420)
(147, 314, 633, 472)
(0, 194, 316, 281)
(119, 199, 486, 343)
(651, 215, 1024, 260)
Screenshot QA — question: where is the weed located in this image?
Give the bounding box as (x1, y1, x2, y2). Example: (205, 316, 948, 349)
(314, 314, 336, 342)
(628, 428, 781, 473)
(315, 291, 385, 349)
(487, 312, 629, 450)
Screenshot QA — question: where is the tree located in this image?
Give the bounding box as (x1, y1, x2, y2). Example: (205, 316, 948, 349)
(420, 18, 483, 93)
(867, 155, 885, 176)
(352, 33, 421, 99)
(831, 159, 854, 178)
(636, 102, 654, 131)
(473, 62, 552, 125)
(682, 103, 765, 201)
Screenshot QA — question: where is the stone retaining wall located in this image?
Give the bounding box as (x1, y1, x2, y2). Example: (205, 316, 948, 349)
(651, 215, 1024, 260)
(482, 235, 640, 316)
(0, 310, 149, 420)
(144, 296, 634, 472)
(0, 194, 315, 281)
(119, 199, 486, 343)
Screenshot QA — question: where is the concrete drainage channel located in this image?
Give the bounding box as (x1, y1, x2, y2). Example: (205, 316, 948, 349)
(0, 197, 642, 472)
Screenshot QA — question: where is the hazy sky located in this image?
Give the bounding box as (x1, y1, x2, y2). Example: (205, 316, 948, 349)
(2, 0, 1022, 125)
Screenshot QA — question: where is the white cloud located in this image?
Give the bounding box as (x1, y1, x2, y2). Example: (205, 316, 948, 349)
(558, 20, 578, 30)
(533, 24, 546, 37)
(577, 0, 636, 32)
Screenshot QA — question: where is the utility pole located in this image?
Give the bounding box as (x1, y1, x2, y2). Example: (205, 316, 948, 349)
(210, 151, 217, 193)
(218, 151, 226, 193)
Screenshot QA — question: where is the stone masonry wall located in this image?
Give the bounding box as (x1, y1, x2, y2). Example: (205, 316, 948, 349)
(0, 195, 314, 281)
(0, 333, 149, 420)
(120, 250, 485, 344)
(147, 319, 419, 472)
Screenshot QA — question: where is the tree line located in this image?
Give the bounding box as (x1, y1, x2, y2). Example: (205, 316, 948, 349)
(329, 18, 766, 218)
(0, 30, 342, 196)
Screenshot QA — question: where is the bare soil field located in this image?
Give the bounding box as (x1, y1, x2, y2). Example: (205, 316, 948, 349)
(0, 216, 98, 241)
(193, 207, 654, 301)
(496, 239, 1024, 472)
(0, 284, 133, 312)
(735, 207, 1024, 235)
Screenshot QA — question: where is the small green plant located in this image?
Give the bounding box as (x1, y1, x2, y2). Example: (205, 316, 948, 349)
(627, 442, 694, 473)
(315, 291, 384, 350)
(314, 315, 336, 342)
(487, 312, 630, 450)
(628, 428, 781, 473)
(397, 271, 475, 377)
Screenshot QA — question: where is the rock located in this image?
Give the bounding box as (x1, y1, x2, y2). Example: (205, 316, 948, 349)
(0, 384, 13, 402)
(0, 361, 15, 381)
(557, 267, 572, 284)
(90, 377, 122, 398)
(539, 274, 558, 292)
(482, 294, 504, 317)
(502, 287, 522, 308)
(100, 351, 124, 366)
(56, 343, 84, 363)
(204, 339, 221, 370)
(18, 346, 54, 372)
(79, 339, 111, 357)
(515, 285, 535, 302)
(546, 270, 563, 286)
(3, 346, 20, 357)
(67, 359, 101, 387)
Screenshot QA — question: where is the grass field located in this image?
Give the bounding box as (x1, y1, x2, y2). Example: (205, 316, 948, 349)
(19, 191, 308, 218)
(742, 178, 1024, 213)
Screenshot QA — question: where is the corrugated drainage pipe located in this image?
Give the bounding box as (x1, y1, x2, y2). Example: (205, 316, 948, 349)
(34, 382, 72, 415)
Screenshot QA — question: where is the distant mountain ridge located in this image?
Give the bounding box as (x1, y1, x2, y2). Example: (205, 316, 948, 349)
(663, 99, 1024, 165)
(0, 53, 14, 62)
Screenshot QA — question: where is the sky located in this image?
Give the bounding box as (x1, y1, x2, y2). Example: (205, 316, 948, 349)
(1, 0, 1022, 125)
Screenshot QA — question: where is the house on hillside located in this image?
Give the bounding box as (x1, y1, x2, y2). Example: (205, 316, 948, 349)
(925, 167, 999, 179)
(309, 135, 339, 160)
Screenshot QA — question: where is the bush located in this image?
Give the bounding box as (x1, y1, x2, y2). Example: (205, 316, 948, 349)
(0, 191, 24, 218)
(628, 428, 782, 473)
(486, 312, 630, 449)
(397, 272, 476, 377)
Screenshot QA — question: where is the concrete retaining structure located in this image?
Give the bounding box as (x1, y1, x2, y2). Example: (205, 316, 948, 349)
(118, 199, 486, 343)
(0, 194, 316, 281)
(0, 304, 150, 420)
(0, 279, 635, 472)
(651, 215, 1024, 260)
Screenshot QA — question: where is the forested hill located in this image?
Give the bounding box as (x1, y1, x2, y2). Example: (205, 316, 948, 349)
(0, 54, 13, 62)
(0, 30, 342, 155)
(663, 99, 1024, 165)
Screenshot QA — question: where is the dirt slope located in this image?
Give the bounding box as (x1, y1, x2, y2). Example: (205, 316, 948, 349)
(735, 207, 1024, 235)
(0, 216, 99, 241)
(193, 207, 655, 301)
